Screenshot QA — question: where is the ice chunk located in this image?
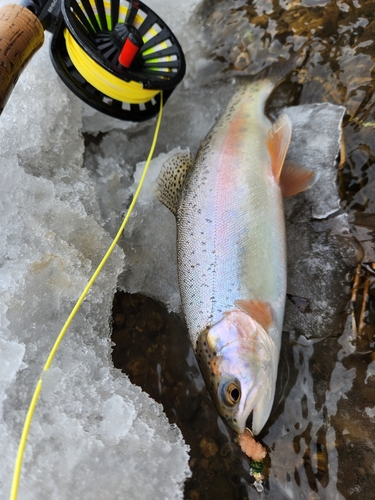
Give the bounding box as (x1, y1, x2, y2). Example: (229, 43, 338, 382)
(283, 104, 360, 339)
(284, 103, 346, 219)
(365, 361, 375, 384)
(365, 406, 375, 422)
(348, 219, 375, 263)
(0, 338, 25, 398)
(82, 102, 138, 136)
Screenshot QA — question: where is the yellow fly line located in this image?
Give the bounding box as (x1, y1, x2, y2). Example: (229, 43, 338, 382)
(10, 95, 163, 500)
(65, 29, 160, 104)
(65, 2, 171, 105)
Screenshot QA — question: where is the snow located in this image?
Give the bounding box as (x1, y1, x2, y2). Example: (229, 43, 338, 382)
(0, 0, 203, 498)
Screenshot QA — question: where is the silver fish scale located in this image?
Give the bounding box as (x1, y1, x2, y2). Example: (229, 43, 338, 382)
(176, 80, 287, 348)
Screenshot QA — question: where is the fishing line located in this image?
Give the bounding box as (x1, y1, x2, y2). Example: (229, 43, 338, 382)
(10, 95, 163, 500)
(64, 28, 161, 104)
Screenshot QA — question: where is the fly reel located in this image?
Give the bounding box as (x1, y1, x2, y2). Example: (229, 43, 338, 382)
(0, 0, 186, 119)
(45, 0, 186, 121)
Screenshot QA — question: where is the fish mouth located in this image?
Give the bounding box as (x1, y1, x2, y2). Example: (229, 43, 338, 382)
(226, 391, 256, 435)
(225, 415, 248, 436)
(248, 385, 275, 436)
(227, 391, 271, 436)
(246, 411, 253, 434)
(234, 375, 275, 436)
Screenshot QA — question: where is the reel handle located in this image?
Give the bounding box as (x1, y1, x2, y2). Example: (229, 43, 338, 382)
(0, 4, 44, 114)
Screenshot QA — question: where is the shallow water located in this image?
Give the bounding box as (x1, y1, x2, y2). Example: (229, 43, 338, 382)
(109, 0, 375, 498)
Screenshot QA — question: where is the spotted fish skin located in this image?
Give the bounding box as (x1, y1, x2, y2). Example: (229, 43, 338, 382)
(155, 57, 314, 436)
(177, 79, 286, 350)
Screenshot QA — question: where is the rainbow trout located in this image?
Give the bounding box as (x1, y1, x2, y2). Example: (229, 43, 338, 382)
(155, 59, 315, 436)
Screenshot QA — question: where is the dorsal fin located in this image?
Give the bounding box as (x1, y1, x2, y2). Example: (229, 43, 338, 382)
(234, 299, 273, 331)
(154, 150, 193, 215)
(266, 114, 292, 183)
(280, 161, 318, 197)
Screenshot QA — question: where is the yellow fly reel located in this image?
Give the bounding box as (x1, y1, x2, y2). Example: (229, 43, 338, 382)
(50, 0, 186, 120)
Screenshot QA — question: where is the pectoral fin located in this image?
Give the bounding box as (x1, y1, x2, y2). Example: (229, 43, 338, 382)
(154, 150, 193, 215)
(234, 299, 273, 330)
(280, 161, 318, 197)
(266, 114, 292, 183)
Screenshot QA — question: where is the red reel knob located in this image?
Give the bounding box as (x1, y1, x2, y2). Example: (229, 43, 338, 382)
(118, 32, 143, 68)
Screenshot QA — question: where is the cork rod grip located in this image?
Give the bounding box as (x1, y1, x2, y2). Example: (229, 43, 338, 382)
(0, 4, 44, 114)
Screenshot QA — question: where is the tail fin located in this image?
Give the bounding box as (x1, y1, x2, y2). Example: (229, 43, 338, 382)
(236, 51, 304, 89)
(260, 51, 304, 86)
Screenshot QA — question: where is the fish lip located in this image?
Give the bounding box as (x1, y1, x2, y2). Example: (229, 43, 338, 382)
(236, 388, 261, 435)
(231, 420, 246, 435)
(250, 375, 277, 435)
(226, 386, 259, 435)
(225, 416, 246, 436)
(235, 368, 275, 436)
(228, 395, 268, 436)
(232, 411, 253, 436)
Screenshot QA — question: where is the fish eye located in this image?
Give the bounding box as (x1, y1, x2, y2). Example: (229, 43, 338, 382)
(221, 380, 241, 406)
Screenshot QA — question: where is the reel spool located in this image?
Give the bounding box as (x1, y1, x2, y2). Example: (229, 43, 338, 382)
(50, 0, 186, 121)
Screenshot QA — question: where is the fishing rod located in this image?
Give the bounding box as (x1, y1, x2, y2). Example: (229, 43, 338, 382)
(0, 0, 185, 120)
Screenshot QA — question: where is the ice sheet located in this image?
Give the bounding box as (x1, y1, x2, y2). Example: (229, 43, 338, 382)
(284, 103, 345, 220)
(282, 104, 361, 339)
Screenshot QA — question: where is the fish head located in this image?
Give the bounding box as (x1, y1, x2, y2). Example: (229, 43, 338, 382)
(196, 310, 279, 435)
